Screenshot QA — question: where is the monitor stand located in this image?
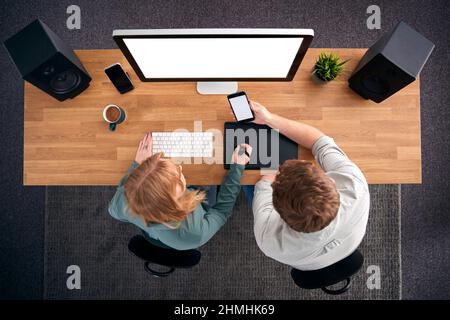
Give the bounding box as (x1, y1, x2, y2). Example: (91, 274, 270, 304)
(196, 82, 238, 95)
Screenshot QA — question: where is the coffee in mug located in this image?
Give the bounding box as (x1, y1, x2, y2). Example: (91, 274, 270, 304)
(103, 104, 126, 131)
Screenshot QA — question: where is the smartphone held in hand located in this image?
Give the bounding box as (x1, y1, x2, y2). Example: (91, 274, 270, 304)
(227, 91, 255, 122)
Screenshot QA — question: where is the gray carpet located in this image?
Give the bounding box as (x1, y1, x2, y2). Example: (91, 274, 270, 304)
(44, 185, 399, 299)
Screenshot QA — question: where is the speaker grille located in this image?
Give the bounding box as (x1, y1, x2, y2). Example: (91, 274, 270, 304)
(361, 74, 390, 95)
(49, 69, 81, 94)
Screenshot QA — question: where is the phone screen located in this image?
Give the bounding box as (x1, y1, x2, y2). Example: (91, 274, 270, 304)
(228, 93, 254, 122)
(105, 64, 134, 93)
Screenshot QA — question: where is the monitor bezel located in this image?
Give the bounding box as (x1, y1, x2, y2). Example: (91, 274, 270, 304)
(112, 29, 314, 82)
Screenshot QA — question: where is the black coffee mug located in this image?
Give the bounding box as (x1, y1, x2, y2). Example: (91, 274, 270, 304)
(103, 104, 126, 131)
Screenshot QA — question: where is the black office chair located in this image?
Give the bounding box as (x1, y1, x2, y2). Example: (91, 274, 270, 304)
(290, 249, 364, 295)
(128, 235, 201, 277)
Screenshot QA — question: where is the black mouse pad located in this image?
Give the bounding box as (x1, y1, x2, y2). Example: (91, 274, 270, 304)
(223, 122, 299, 170)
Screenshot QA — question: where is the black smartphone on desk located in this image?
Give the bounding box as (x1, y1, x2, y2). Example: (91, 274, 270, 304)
(227, 91, 255, 122)
(104, 63, 134, 94)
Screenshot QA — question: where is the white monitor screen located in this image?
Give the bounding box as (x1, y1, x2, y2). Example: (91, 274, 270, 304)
(122, 37, 304, 79)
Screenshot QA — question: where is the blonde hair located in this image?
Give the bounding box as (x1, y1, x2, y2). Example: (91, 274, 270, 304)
(124, 153, 205, 227)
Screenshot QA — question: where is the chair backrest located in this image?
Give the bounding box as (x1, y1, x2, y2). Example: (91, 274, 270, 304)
(291, 249, 364, 294)
(128, 235, 201, 268)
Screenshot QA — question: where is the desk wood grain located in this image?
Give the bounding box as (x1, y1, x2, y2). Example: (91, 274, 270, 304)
(24, 49, 421, 185)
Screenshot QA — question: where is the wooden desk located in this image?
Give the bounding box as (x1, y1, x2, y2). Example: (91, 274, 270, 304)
(24, 49, 421, 185)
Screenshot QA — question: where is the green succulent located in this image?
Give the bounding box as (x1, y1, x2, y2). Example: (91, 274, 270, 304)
(313, 52, 349, 81)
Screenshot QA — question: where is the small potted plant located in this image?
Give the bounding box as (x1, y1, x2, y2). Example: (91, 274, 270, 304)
(312, 52, 349, 84)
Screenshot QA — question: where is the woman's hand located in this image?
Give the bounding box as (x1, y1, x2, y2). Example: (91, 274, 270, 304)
(134, 132, 153, 165)
(249, 100, 272, 125)
(231, 144, 253, 166)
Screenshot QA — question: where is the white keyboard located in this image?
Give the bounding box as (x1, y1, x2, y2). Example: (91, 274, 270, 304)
(152, 132, 213, 157)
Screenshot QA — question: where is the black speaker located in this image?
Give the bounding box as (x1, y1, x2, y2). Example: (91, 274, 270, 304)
(348, 21, 434, 103)
(4, 19, 91, 101)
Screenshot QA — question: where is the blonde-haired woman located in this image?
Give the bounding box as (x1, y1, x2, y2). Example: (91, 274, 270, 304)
(109, 132, 252, 250)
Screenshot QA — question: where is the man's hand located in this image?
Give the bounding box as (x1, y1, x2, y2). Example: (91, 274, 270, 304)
(250, 100, 272, 125)
(231, 144, 253, 166)
(134, 132, 153, 165)
(250, 100, 324, 150)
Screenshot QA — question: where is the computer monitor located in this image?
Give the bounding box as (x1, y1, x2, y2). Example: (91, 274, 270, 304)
(113, 29, 314, 94)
